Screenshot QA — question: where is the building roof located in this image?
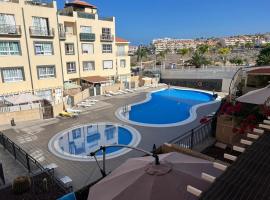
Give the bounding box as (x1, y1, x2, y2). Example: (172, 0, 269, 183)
(4, 94, 42, 105)
(199, 131, 270, 200)
(65, 0, 97, 9)
(81, 76, 108, 83)
(115, 37, 129, 43)
(247, 67, 270, 75)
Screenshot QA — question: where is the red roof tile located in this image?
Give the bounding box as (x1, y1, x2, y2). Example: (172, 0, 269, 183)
(116, 37, 129, 43)
(67, 0, 97, 8)
(247, 67, 270, 74)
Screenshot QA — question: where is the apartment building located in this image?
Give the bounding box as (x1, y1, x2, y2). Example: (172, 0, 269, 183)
(0, 0, 130, 102)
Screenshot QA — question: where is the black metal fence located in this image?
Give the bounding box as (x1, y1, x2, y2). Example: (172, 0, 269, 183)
(0, 132, 70, 193)
(168, 116, 216, 149)
(0, 133, 44, 173)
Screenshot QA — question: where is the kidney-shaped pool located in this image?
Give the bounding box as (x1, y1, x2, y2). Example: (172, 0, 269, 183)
(116, 88, 220, 127)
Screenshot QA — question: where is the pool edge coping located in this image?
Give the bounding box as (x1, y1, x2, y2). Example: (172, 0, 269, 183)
(115, 87, 222, 128)
(48, 122, 142, 162)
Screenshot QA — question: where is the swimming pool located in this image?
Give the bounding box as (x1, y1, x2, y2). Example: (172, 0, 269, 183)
(116, 88, 220, 127)
(48, 123, 141, 161)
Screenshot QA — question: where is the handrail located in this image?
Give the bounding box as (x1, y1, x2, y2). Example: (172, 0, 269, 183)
(0, 132, 69, 192)
(168, 116, 216, 149)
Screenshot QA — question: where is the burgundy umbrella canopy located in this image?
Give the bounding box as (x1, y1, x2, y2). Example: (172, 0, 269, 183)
(88, 152, 222, 200)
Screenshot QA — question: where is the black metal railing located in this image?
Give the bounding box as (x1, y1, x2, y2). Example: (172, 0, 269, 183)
(0, 132, 70, 192)
(77, 11, 95, 19)
(168, 116, 216, 149)
(29, 26, 54, 38)
(0, 24, 21, 36)
(79, 32, 95, 41)
(100, 34, 114, 42)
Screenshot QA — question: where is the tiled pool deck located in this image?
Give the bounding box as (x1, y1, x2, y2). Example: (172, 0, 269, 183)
(0, 86, 222, 190)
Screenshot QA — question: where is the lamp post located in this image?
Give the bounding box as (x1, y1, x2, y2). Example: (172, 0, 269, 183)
(89, 144, 160, 177)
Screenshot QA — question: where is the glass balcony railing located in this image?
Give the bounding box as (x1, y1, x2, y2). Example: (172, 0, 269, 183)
(29, 26, 54, 38)
(59, 31, 66, 40)
(100, 34, 114, 42)
(79, 33, 95, 41)
(0, 24, 21, 36)
(117, 51, 128, 56)
(77, 11, 95, 20)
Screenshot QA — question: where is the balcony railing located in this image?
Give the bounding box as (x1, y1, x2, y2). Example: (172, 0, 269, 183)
(24, 0, 54, 8)
(59, 31, 66, 40)
(0, 24, 21, 36)
(117, 51, 128, 56)
(0, 0, 19, 3)
(100, 34, 114, 42)
(80, 32, 95, 41)
(29, 26, 54, 38)
(77, 11, 95, 19)
(98, 16, 114, 22)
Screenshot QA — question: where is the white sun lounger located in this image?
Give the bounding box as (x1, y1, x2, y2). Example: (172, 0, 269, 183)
(109, 91, 121, 95)
(104, 93, 112, 97)
(66, 108, 82, 114)
(119, 90, 128, 94)
(125, 89, 134, 93)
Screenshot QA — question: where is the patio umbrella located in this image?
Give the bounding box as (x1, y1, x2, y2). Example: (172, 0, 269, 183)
(236, 85, 270, 105)
(88, 152, 222, 200)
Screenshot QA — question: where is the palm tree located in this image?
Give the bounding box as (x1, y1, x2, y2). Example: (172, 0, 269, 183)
(136, 46, 148, 69)
(187, 51, 210, 68)
(218, 47, 231, 66)
(256, 46, 270, 66)
(158, 49, 170, 68)
(197, 44, 209, 55)
(177, 48, 189, 65)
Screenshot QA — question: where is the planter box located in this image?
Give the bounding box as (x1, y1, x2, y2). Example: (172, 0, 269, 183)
(216, 115, 241, 146)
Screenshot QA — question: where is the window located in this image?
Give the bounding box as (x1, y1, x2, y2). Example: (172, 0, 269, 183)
(117, 45, 125, 56)
(80, 26, 92, 33)
(0, 14, 16, 34)
(120, 59, 126, 68)
(65, 43, 74, 55)
(1, 67, 24, 83)
(35, 89, 52, 101)
(34, 42, 53, 55)
(82, 43, 94, 54)
(31, 17, 49, 36)
(83, 61, 95, 71)
(102, 44, 112, 53)
(72, 128, 81, 139)
(103, 60, 113, 69)
(65, 25, 74, 35)
(66, 62, 76, 74)
(102, 28, 111, 35)
(0, 41, 20, 55)
(37, 65, 55, 79)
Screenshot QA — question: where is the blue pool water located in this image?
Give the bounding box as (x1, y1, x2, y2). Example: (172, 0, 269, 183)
(49, 123, 141, 160)
(126, 89, 215, 124)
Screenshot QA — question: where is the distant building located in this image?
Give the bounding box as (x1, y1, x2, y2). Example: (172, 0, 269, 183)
(128, 45, 138, 56)
(152, 38, 217, 53)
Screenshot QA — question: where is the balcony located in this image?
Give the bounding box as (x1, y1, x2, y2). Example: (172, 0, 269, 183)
(0, 0, 19, 3)
(29, 26, 54, 38)
(77, 11, 95, 19)
(79, 33, 95, 42)
(0, 24, 21, 37)
(117, 51, 128, 56)
(59, 31, 66, 40)
(24, 0, 54, 8)
(98, 16, 114, 22)
(100, 34, 114, 42)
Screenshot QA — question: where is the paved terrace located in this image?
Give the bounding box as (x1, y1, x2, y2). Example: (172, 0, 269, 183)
(0, 86, 222, 190)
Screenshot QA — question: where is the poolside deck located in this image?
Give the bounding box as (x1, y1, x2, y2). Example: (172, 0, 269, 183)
(0, 86, 221, 190)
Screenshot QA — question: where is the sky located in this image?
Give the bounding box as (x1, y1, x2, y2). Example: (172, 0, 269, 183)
(56, 0, 270, 45)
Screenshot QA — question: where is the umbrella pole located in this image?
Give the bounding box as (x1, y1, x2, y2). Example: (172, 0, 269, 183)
(102, 146, 106, 177)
